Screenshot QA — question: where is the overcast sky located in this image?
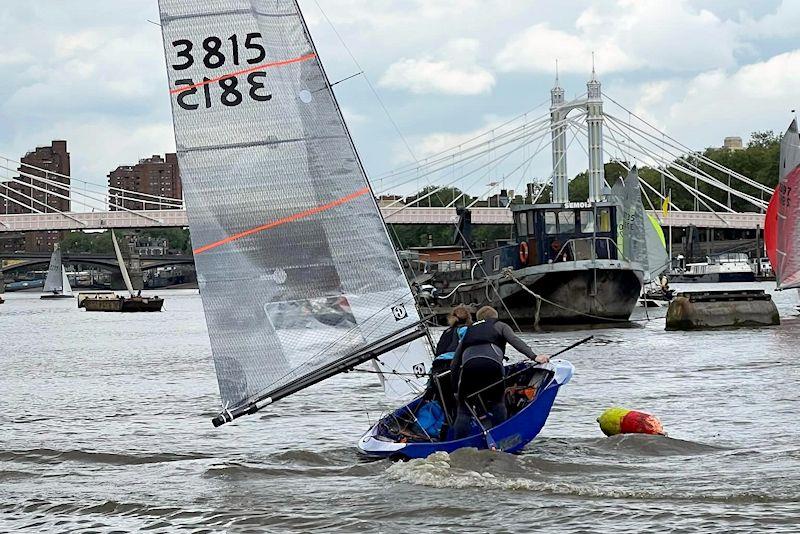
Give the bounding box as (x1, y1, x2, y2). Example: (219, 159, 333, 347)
(1, 0, 799, 198)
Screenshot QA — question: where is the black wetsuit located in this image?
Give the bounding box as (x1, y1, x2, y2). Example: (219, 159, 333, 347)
(450, 318, 538, 439)
(435, 326, 461, 358)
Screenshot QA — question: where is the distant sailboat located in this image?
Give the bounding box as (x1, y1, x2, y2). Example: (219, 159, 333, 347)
(81, 230, 164, 312)
(158, 0, 573, 456)
(765, 120, 800, 304)
(40, 244, 74, 300)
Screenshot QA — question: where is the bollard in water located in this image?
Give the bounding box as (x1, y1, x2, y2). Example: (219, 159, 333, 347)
(666, 290, 780, 330)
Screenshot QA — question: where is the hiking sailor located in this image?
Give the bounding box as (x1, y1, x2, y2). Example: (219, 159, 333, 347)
(450, 306, 550, 439)
(428, 305, 472, 417)
(434, 305, 472, 363)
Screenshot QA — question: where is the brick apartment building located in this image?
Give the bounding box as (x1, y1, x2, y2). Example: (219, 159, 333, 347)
(0, 140, 70, 253)
(108, 153, 182, 210)
(1, 140, 70, 214)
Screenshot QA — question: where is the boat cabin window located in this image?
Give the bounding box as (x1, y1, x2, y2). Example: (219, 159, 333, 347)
(515, 213, 526, 237)
(598, 208, 612, 232)
(527, 211, 536, 236)
(493, 254, 500, 271)
(580, 210, 595, 233)
(545, 211, 558, 234)
(558, 211, 575, 233)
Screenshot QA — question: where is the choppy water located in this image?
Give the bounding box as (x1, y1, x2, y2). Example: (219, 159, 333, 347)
(1, 284, 799, 533)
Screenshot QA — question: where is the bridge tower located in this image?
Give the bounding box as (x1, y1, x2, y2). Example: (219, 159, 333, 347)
(550, 69, 568, 203)
(586, 64, 605, 203)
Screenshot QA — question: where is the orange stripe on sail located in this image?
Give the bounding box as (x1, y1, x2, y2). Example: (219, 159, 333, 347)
(193, 187, 371, 255)
(169, 52, 317, 94)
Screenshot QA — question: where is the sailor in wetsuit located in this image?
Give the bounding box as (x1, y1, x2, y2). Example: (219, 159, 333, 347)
(450, 306, 550, 439)
(428, 305, 472, 416)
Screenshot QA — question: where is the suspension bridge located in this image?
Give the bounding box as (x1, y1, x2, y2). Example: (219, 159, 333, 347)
(0, 71, 771, 235)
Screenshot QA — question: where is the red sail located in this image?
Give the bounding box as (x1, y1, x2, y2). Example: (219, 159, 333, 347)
(777, 166, 800, 289)
(775, 120, 800, 289)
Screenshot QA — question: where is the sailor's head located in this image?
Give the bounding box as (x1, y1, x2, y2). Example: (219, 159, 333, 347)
(448, 304, 473, 327)
(476, 306, 499, 321)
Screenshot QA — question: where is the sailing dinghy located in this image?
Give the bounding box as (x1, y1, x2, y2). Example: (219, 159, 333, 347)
(40, 244, 74, 300)
(158, 0, 572, 457)
(765, 120, 800, 306)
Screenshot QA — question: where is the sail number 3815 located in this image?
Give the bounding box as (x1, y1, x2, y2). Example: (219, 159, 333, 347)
(170, 34, 272, 110)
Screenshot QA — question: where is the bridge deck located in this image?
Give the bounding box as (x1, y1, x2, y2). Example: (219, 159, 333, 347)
(0, 207, 765, 231)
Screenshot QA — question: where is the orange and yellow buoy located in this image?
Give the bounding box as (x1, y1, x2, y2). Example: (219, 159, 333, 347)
(597, 407, 664, 436)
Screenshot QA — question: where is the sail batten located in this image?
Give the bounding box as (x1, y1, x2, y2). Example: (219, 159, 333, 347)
(158, 0, 431, 417)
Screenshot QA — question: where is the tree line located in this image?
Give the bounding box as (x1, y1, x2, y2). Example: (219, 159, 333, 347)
(61, 228, 192, 255)
(58, 130, 780, 252)
(390, 130, 780, 247)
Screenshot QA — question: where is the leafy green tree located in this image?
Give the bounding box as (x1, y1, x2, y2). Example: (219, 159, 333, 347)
(402, 186, 475, 207)
(60, 228, 192, 254)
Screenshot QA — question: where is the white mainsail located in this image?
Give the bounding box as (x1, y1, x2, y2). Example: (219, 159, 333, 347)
(43, 244, 63, 294)
(158, 0, 430, 420)
(111, 229, 135, 296)
(60, 266, 74, 297)
(777, 120, 800, 289)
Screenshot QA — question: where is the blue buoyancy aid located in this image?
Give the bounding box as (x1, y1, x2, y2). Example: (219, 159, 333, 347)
(434, 326, 467, 361)
(414, 400, 445, 437)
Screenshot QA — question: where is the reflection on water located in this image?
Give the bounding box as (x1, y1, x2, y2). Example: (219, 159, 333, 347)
(1, 284, 799, 532)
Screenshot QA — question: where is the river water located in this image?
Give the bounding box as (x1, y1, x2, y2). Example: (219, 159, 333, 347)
(1, 283, 799, 533)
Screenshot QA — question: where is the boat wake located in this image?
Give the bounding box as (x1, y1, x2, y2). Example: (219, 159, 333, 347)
(0, 469, 38, 481)
(385, 450, 540, 491)
(533, 434, 726, 457)
(0, 448, 211, 466)
(202, 461, 379, 480)
(384, 450, 796, 503)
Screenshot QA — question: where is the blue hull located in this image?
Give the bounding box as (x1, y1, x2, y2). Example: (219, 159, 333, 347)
(358, 360, 573, 459)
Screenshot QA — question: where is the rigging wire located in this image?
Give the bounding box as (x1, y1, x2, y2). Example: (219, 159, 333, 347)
(603, 118, 741, 219)
(382, 114, 580, 212)
(310, 0, 418, 164)
(376, 114, 553, 194)
(451, 222, 523, 333)
(374, 101, 551, 182)
(376, 119, 551, 202)
(601, 123, 682, 212)
(604, 115, 769, 209)
(602, 93, 773, 195)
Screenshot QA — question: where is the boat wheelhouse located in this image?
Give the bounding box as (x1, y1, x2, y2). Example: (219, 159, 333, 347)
(433, 201, 643, 326)
(510, 201, 618, 267)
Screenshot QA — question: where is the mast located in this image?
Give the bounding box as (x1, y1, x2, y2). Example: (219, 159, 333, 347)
(111, 229, 135, 296)
(668, 188, 673, 267)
